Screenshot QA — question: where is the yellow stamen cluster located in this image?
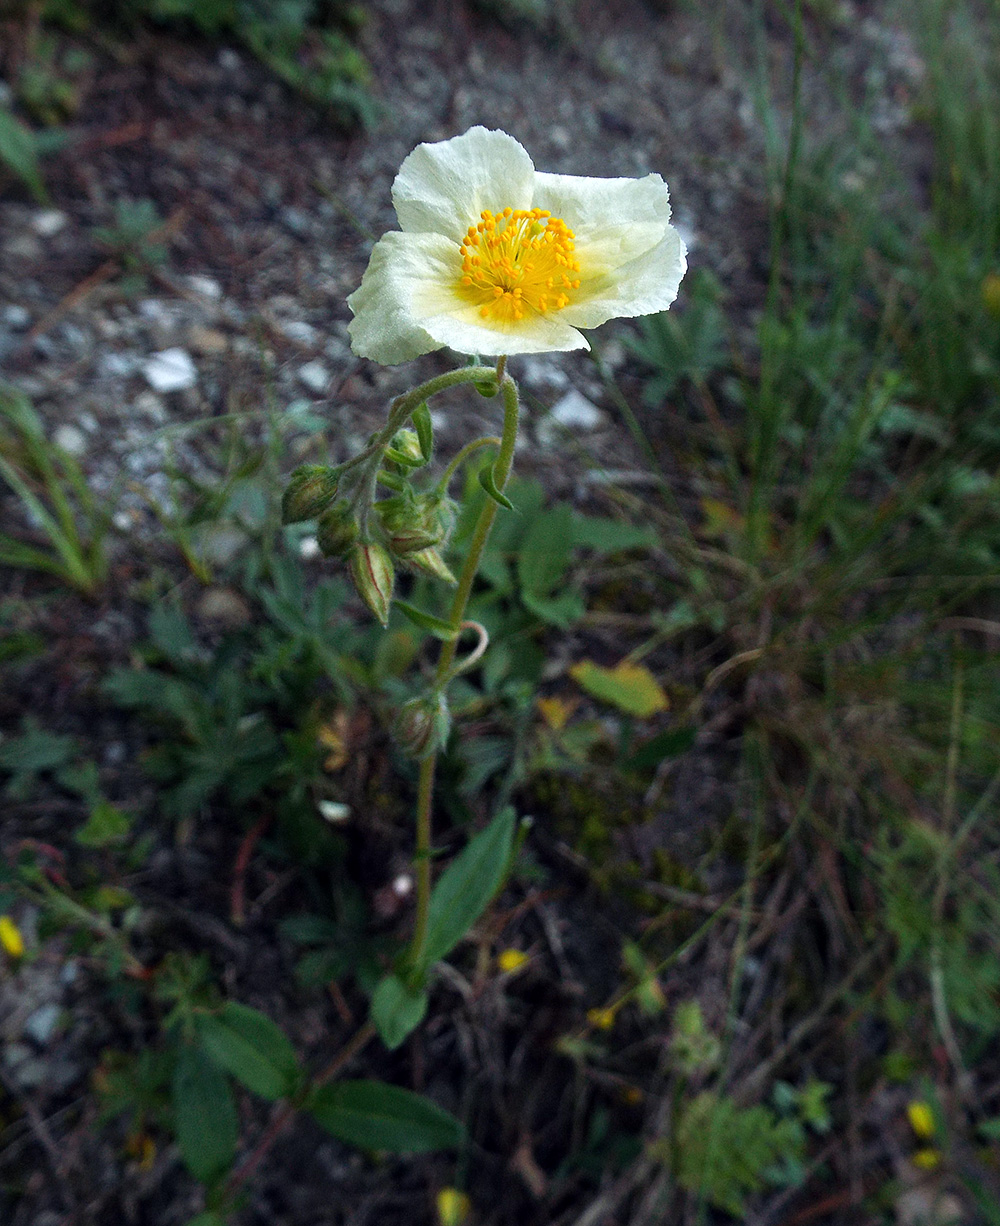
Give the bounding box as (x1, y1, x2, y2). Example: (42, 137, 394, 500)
(458, 207, 581, 323)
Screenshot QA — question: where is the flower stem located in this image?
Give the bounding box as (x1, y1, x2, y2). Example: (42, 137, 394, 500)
(408, 362, 520, 971)
(337, 366, 499, 477)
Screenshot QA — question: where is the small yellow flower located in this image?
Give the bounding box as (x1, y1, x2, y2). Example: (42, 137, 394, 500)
(587, 1007, 617, 1031)
(912, 1147, 942, 1171)
(348, 127, 687, 365)
(0, 915, 24, 959)
(497, 948, 530, 974)
(907, 1100, 936, 1141)
(436, 1186, 472, 1226)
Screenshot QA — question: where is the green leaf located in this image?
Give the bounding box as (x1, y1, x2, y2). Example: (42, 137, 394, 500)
(172, 1044, 238, 1184)
(184, 1216, 226, 1226)
(570, 659, 669, 719)
(196, 1002, 299, 1101)
(571, 516, 658, 553)
(419, 807, 516, 972)
(478, 464, 514, 511)
(370, 974, 428, 1050)
(522, 589, 586, 628)
(75, 800, 132, 847)
(518, 504, 573, 596)
(308, 1080, 463, 1153)
(624, 726, 696, 771)
(394, 599, 458, 640)
(0, 107, 47, 203)
(411, 401, 434, 460)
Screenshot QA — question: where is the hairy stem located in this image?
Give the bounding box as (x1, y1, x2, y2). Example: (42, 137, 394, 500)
(409, 361, 519, 970)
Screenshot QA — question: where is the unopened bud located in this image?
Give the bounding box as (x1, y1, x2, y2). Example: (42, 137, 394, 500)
(317, 501, 359, 559)
(395, 692, 450, 758)
(386, 429, 425, 467)
(349, 541, 394, 625)
(281, 465, 340, 524)
(404, 546, 457, 585)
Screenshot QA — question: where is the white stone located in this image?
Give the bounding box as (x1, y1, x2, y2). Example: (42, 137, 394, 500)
(1, 304, 31, 330)
(186, 274, 223, 300)
(298, 535, 321, 560)
(31, 210, 68, 237)
(548, 388, 604, 430)
(519, 355, 570, 389)
(23, 1003, 61, 1045)
(143, 348, 197, 393)
(298, 360, 331, 394)
(318, 800, 350, 824)
(53, 424, 87, 456)
(281, 320, 319, 346)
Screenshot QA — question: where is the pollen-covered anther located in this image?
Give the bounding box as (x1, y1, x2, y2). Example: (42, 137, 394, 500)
(457, 207, 581, 324)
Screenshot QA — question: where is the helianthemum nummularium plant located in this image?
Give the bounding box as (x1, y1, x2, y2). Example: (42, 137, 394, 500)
(283, 125, 686, 1048)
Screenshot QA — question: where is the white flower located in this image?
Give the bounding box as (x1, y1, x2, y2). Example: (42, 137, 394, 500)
(348, 127, 687, 365)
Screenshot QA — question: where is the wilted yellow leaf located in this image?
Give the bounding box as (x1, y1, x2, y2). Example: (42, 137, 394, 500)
(570, 659, 669, 718)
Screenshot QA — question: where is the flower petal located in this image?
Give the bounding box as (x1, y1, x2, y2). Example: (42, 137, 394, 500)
(531, 171, 673, 231)
(419, 302, 589, 358)
(392, 127, 536, 243)
(560, 226, 687, 329)
(348, 231, 460, 365)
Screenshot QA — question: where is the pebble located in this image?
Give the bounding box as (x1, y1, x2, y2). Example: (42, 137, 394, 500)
(31, 209, 68, 237)
(53, 424, 87, 456)
(143, 348, 197, 392)
(197, 586, 252, 627)
(186, 274, 223, 300)
(23, 1003, 61, 1045)
(551, 389, 603, 427)
(519, 355, 570, 389)
(187, 325, 229, 354)
(98, 351, 141, 378)
(298, 360, 331, 394)
(1, 304, 31, 330)
(133, 390, 167, 422)
(281, 319, 319, 347)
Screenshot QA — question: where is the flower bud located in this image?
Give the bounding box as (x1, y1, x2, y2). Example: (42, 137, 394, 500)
(388, 429, 425, 466)
(316, 501, 360, 559)
(281, 465, 340, 524)
(404, 546, 457, 585)
(349, 541, 394, 625)
(376, 496, 443, 556)
(395, 692, 450, 758)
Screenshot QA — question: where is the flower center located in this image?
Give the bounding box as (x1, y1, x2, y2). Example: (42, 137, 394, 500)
(457, 208, 582, 323)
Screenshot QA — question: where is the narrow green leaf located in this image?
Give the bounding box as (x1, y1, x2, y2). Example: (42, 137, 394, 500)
(172, 1044, 238, 1184)
(0, 107, 47, 203)
(478, 464, 514, 511)
(371, 974, 428, 1050)
(394, 599, 459, 640)
(196, 1002, 299, 1101)
(411, 401, 434, 461)
(308, 1080, 462, 1153)
(419, 807, 516, 972)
